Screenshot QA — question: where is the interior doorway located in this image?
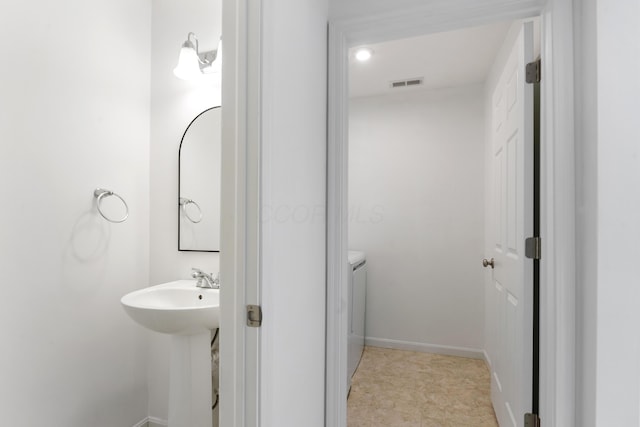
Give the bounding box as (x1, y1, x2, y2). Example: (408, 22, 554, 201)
(342, 19, 539, 426)
(325, 2, 577, 426)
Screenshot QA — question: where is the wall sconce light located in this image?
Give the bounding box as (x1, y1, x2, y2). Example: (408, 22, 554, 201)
(173, 33, 222, 80)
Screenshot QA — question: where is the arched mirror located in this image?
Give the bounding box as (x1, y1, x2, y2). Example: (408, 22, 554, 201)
(178, 106, 221, 252)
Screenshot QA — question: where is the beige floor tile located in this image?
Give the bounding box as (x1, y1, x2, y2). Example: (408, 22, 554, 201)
(348, 347, 498, 427)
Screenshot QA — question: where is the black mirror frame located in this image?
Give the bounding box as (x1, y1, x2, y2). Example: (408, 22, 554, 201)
(178, 106, 221, 252)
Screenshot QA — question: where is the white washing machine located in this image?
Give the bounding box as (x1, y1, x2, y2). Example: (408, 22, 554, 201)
(347, 250, 366, 393)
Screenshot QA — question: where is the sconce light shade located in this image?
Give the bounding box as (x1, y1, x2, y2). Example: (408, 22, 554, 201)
(173, 38, 202, 80)
(173, 33, 222, 81)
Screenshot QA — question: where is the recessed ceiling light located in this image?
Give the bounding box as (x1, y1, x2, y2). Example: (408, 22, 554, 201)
(354, 48, 373, 62)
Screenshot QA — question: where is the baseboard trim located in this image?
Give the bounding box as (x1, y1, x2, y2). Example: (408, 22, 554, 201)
(132, 417, 168, 427)
(147, 417, 168, 427)
(365, 337, 484, 360)
(483, 349, 492, 368)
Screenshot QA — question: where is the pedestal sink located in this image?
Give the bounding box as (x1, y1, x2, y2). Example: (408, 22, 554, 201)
(121, 280, 219, 427)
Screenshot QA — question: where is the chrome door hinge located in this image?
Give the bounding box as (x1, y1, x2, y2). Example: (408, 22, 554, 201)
(525, 236, 542, 260)
(247, 304, 262, 327)
(526, 59, 541, 84)
(525, 412, 541, 427)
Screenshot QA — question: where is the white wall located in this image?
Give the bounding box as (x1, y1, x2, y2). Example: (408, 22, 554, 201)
(260, 0, 329, 425)
(149, 0, 222, 421)
(348, 85, 485, 353)
(0, 1, 151, 426)
(574, 0, 640, 425)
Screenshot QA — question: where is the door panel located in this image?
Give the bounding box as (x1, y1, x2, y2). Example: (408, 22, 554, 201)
(487, 22, 534, 427)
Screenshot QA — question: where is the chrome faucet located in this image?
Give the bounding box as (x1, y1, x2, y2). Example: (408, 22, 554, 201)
(191, 268, 220, 289)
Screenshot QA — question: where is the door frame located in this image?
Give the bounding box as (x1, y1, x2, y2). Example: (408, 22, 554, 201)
(220, 0, 261, 426)
(326, 1, 576, 426)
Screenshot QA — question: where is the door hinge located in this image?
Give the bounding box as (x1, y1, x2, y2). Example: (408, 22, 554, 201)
(525, 412, 541, 427)
(525, 236, 542, 260)
(247, 304, 262, 327)
(526, 59, 541, 84)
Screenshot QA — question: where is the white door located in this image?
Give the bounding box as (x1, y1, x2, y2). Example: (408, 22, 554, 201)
(486, 22, 534, 427)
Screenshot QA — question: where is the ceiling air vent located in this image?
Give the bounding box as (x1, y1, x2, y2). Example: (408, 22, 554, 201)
(390, 77, 424, 89)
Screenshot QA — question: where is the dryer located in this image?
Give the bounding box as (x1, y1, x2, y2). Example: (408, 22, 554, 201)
(347, 250, 366, 392)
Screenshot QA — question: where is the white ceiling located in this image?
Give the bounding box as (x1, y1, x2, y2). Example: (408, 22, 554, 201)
(349, 20, 513, 98)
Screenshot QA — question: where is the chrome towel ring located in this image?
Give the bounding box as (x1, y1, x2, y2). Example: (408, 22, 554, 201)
(94, 188, 129, 223)
(179, 197, 203, 223)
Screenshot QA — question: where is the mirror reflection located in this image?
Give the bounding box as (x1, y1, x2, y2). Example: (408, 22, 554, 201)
(178, 106, 221, 252)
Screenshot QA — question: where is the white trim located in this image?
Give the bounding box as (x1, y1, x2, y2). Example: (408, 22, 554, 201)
(220, 0, 262, 426)
(538, 1, 576, 425)
(484, 350, 492, 369)
(325, 22, 350, 427)
(147, 418, 168, 427)
(147, 417, 169, 427)
(365, 338, 485, 360)
(131, 417, 168, 427)
(131, 418, 148, 427)
(220, 0, 246, 424)
(326, 1, 576, 426)
(333, 0, 544, 46)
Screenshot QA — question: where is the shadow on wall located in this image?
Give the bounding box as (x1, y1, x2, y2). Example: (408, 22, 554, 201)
(62, 204, 111, 291)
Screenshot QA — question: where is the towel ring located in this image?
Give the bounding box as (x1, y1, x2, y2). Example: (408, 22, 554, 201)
(94, 188, 129, 223)
(180, 197, 203, 223)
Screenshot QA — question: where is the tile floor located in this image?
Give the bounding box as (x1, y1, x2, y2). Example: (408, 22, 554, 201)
(347, 346, 499, 427)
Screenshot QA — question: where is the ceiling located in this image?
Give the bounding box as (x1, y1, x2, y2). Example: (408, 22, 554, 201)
(349, 20, 513, 98)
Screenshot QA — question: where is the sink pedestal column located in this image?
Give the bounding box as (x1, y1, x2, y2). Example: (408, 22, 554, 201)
(168, 332, 212, 427)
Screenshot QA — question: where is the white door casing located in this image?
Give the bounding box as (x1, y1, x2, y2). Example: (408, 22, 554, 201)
(219, 1, 576, 426)
(328, 2, 576, 424)
(486, 22, 534, 427)
(220, 0, 262, 426)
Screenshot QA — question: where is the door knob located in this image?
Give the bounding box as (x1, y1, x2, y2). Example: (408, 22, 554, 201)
(482, 258, 495, 269)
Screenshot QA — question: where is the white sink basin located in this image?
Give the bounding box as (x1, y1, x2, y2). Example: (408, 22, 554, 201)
(121, 280, 219, 335)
